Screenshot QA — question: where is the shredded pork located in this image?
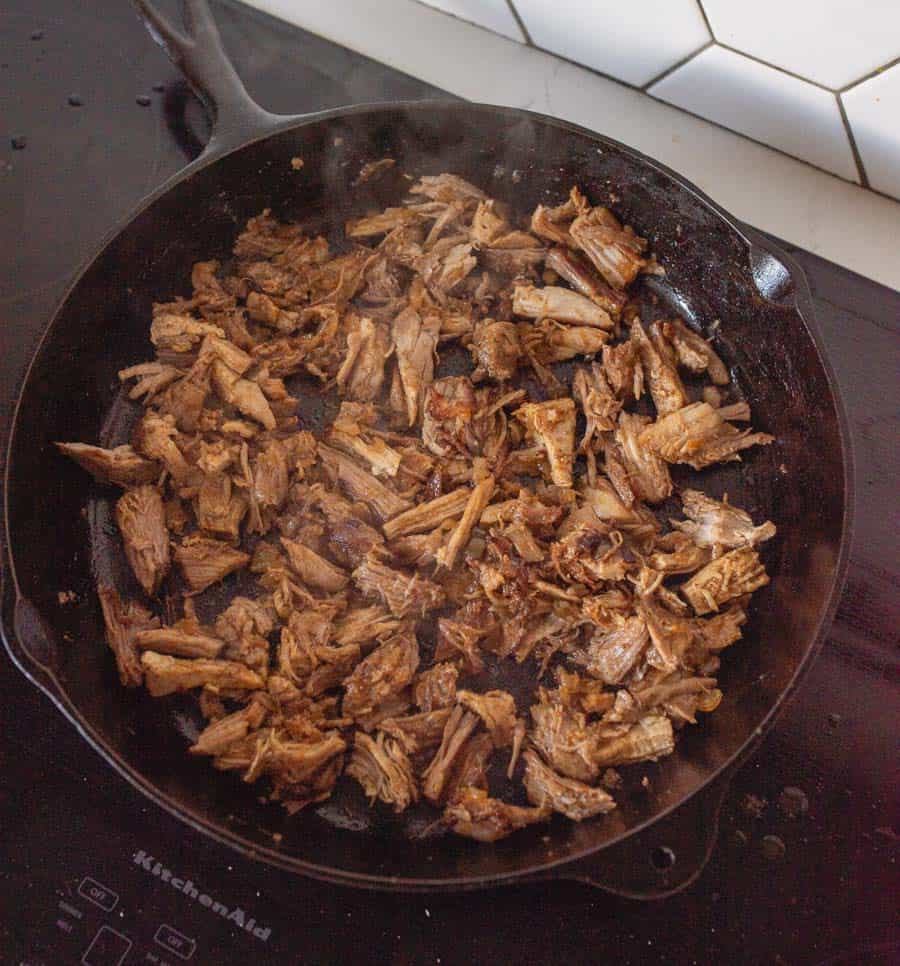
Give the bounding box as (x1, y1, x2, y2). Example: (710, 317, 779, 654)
(60, 168, 776, 842)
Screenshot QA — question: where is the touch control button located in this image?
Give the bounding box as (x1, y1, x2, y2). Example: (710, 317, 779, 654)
(81, 925, 132, 966)
(78, 877, 119, 913)
(154, 924, 196, 960)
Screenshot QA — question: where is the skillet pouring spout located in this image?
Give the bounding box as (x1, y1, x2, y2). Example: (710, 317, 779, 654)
(0, 0, 852, 891)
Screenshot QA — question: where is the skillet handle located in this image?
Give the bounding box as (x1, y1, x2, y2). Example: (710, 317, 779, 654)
(545, 768, 734, 899)
(132, 0, 281, 155)
(0, 582, 67, 705)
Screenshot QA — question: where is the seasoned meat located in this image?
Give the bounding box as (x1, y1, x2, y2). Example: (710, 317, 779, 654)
(470, 318, 521, 381)
(410, 664, 457, 716)
(512, 284, 614, 328)
(281, 537, 349, 592)
(522, 319, 609, 364)
(56, 442, 159, 486)
(630, 320, 686, 416)
(515, 399, 576, 488)
(422, 705, 480, 803)
(457, 689, 518, 747)
(612, 411, 672, 504)
(443, 787, 550, 842)
(530, 699, 600, 783)
(392, 305, 440, 425)
(661, 318, 729, 385)
(569, 205, 647, 290)
(382, 486, 471, 539)
(682, 546, 770, 615)
(174, 536, 249, 593)
(346, 731, 419, 812)
(543, 247, 628, 317)
(342, 628, 420, 720)
(639, 402, 774, 469)
(72, 170, 776, 835)
(593, 714, 674, 766)
(379, 708, 452, 757)
(141, 652, 264, 697)
(318, 443, 412, 520)
(435, 475, 495, 570)
(523, 749, 616, 820)
(353, 552, 445, 618)
(335, 315, 391, 402)
(98, 585, 159, 687)
(580, 616, 649, 684)
(134, 625, 225, 659)
(673, 489, 777, 551)
(115, 485, 170, 596)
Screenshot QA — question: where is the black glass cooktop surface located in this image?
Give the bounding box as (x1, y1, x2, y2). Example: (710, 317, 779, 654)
(1, 2, 897, 963)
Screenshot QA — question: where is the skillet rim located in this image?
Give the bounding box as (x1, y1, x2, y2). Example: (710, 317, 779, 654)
(0, 99, 855, 890)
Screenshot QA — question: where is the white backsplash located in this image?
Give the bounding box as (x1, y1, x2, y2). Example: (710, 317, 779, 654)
(415, 0, 900, 200)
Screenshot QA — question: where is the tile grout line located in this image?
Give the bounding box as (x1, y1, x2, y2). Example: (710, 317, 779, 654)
(836, 92, 870, 189)
(504, 0, 533, 46)
(711, 39, 838, 90)
(695, 0, 716, 40)
(644, 91, 868, 191)
(839, 54, 900, 93)
(643, 41, 713, 91)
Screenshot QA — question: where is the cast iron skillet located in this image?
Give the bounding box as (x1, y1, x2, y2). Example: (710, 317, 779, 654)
(1, 0, 852, 893)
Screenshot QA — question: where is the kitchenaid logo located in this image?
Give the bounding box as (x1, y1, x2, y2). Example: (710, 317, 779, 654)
(132, 850, 271, 942)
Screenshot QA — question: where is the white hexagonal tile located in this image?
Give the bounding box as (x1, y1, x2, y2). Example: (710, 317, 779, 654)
(417, 0, 526, 42)
(512, 0, 710, 87)
(650, 46, 858, 180)
(842, 64, 900, 200)
(702, 0, 900, 90)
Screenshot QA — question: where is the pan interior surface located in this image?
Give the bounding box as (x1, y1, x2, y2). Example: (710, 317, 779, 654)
(4, 105, 847, 885)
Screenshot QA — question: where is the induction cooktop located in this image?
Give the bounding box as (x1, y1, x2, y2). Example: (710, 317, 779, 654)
(1, 2, 897, 964)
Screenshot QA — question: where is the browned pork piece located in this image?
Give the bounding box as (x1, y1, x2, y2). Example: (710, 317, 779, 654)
(530, 698, 601, 783)
(569, 205, 647, 290)
(56, 442, 159, 486)
(593, 714, 675, 766)
(422, 705, 480, 803)
(140, 652, 264, 697)
(346, 731, 419, 812)
(612, 411, 672, 503)
(512, 284, 614, 328)
(681, 546, 769, 615)
(435, 475, 495, 570)
(470, 318, 521, 381)
(661, 318, 729, 385)
(443, 787, 550, 842)
(457, 689, 518, 747)
(98, 585, 159, 687)
(190, 695, 270, 756)
(414, 663, 459, 712)
(72, 169, 776, 837)
(578, 616, 649, 685)
(639, 402, 774, 469)
(392, 305, 440, 425)
(630, 319, 686, 416)
(543, 247, 628, 317)
(318, 443, 412, 520)
(342, 627, 420, 720)
(522, 319, 609, 365)
(379, 708, 452, 756)
(382, 487, 471, 539)
(515, 398, 576, 488)
(174, 536, 250, 593)
(673, 489, 777, 550)
(352, 552, 445, 618)
(522, 749, 616, 820)
(115, 485, 170, 596)
(280, 537, 349, 592)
